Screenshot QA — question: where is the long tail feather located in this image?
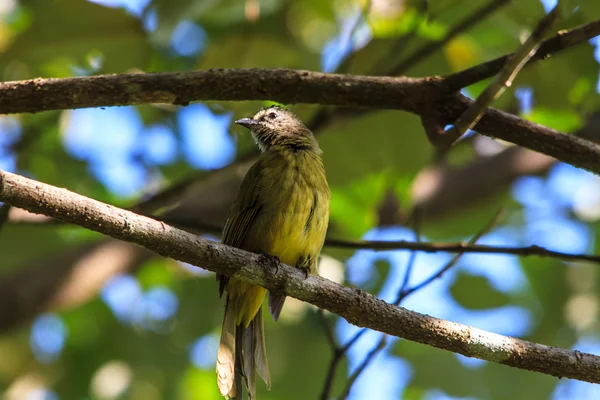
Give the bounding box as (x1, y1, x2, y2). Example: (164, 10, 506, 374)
(240, 307, 271, 399)
(253, 309, 271, 388)
(242, 323, 256, 399)
(217, 299, 238, 398)
(218, 302, 271, 399)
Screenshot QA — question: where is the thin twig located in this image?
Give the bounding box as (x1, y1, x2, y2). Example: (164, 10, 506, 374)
(318, 209, 420, 400)
(20, 213, 600, 265)
(399, 209, 422, 296)
(149, 216, 600, 265)
(339, 335, 388, 400)
(443, 19, 600, 90)
(318, 308, 342, 400)
(328, 238, 600, 262)
(320, 351, 344, 400)
(403, 208, 505, 297)
(337, 209, 503, 399)
(318, 309, 339, 351)
(448, 5, 561, 144)
(337, 211, 423, 398)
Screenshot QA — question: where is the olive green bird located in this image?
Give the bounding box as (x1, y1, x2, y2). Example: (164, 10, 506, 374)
(216, 106, 330, 399)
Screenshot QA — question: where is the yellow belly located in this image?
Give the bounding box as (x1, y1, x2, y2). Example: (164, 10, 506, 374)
(227, 148, 330, 327)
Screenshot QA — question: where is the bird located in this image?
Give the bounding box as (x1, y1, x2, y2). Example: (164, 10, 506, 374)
(216, 105, 330, 399)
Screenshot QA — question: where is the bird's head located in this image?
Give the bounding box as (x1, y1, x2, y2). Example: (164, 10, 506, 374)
(235, 106, 318, 152)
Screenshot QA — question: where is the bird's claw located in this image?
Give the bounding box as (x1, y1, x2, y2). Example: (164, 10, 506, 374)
(298, 266, 310, 280)
(260, 253, 281, 275)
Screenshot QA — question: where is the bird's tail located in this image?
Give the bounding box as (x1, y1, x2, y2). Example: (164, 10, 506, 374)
(217, 300, 271, 399)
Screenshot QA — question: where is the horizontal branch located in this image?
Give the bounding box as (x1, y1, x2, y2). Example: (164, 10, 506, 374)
(1, 170, 600, 383)
(326, 238, 600, 264)
(123, 214, 600, 265)
(0, 69, 433, 114)
(3, 67, 600, 176)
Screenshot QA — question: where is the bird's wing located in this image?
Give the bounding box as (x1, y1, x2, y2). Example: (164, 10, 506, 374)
(217, 162, 264, 297)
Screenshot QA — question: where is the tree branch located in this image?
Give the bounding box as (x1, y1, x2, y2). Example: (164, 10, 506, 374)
(0, 70, 434, 114)
(2, 67, 600, 175)
(443, 19, 600, 90)
(337, 208, 499, 399)
(325, 238, 600, 264)
(447, 5, 561, 144)
(1, 170, 600, 383)
(443, 94, 600, 175)
(124, 213, 600, 265)
(21, 212, 600, 265)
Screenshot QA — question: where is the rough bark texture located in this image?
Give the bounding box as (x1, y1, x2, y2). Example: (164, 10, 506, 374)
(2, 68, 600, 175)
(0, 70, 435, 114)
(1, 169, 599, 383)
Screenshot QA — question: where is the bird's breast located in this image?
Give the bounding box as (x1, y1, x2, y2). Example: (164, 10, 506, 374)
(259, 152, 329, 269)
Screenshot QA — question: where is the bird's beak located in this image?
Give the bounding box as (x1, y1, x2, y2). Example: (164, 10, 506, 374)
(234, 118, 257, 128)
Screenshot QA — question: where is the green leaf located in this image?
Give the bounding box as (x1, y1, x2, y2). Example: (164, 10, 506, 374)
(1, 0, 150, 79)
(524, 107, 583, 133)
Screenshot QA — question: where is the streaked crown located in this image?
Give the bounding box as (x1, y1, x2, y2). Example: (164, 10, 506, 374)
(234, 106, 318, 152)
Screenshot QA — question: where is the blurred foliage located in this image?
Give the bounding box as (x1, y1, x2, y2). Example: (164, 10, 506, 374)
(0, 0, 599, 399)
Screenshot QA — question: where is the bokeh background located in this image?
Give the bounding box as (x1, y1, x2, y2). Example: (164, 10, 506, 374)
(1, 0, 600, 399)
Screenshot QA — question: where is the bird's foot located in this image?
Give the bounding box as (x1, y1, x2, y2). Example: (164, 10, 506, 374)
(298, 265, 310, 280)
(260, 253, 281, 275)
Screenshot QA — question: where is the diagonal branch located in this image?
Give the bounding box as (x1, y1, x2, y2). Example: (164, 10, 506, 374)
(309, 17, 600, 132)
(338, 209, 501, 399)
(447, 5, 561, 144)
(443, 19, 600, 90)
(1, 170, 600, 383)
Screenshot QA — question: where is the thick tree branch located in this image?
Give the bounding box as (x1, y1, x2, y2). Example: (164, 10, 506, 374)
(442, 94, 600, 175)
(2, 68, 600, 175)
(309, 17, 600, 133)
(1, 170, 600, 383)
(0, 70, 435, 114)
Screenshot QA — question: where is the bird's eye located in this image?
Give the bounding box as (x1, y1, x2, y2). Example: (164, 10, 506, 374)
(268, 112, 277, 119)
